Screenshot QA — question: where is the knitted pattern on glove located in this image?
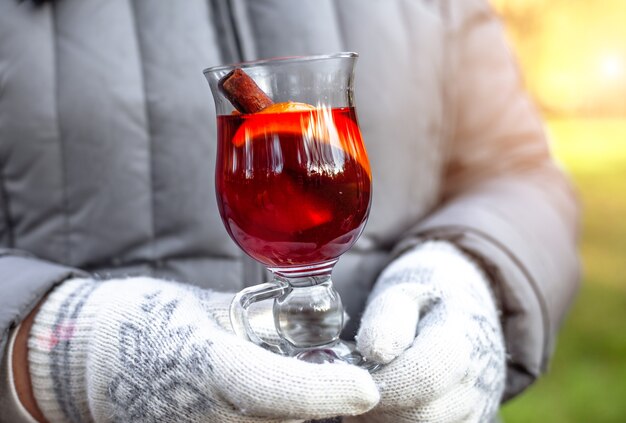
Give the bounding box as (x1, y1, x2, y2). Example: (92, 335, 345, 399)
(347, 241, 506, 423)
(28, 277, 379, 423)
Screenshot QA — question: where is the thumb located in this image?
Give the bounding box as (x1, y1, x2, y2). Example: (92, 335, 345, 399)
(209, 328, 380, 420)
(356, 283, 438, 364)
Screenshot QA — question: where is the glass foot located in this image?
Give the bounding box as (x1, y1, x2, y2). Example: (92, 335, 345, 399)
(295, 340, 382, 372)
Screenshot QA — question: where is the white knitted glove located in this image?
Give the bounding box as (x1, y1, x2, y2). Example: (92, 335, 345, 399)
(27, 277, 379, 423)
(346, 241, 506, 423)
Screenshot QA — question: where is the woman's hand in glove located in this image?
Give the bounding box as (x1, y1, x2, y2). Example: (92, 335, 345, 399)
(347, 241, 506, 423)
(27, 277, 379, 423)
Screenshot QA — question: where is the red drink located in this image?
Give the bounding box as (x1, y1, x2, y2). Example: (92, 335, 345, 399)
(216, 107, 371, 268)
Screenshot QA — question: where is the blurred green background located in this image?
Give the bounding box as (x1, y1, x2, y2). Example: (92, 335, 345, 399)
(489, 1, 626, 422)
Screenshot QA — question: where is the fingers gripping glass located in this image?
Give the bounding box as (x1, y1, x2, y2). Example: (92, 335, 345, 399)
(204, 53, 378, 369)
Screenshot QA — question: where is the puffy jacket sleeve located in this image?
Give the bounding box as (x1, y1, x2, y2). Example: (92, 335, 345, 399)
(0, 249, 87, 362)
(396, 0, 581, 400)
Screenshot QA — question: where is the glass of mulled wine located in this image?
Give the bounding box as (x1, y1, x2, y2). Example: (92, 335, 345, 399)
(204, 53, 376, 368)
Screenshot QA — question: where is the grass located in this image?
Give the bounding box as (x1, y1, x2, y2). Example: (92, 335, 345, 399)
(500, 118, 626, 422)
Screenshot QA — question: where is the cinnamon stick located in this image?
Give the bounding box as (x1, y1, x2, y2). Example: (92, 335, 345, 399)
(218, 68, 274, 113)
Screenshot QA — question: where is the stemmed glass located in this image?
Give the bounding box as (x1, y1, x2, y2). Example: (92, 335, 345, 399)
(204, 53, 376, 368)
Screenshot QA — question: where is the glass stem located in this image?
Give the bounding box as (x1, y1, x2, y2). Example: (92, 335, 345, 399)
(273, 273, 345, 350)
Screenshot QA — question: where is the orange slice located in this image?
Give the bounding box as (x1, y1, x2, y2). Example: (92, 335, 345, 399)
(232, 102, 371, 176)
(258, 101, 317, 114)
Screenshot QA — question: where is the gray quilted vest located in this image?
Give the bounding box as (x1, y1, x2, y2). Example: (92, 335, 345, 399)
(0, 0, 445, 334)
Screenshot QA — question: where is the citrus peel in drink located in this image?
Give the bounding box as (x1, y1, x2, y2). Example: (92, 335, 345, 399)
(232, 102, 371, 177)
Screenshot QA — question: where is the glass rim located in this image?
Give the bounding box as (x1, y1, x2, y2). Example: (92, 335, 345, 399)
(203, 52, 358, 75)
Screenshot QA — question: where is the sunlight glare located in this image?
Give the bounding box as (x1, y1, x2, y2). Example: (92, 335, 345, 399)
(600, 54, 624, 79)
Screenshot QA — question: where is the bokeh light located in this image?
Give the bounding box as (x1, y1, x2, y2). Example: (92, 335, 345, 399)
(599, 53, 624, 79)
